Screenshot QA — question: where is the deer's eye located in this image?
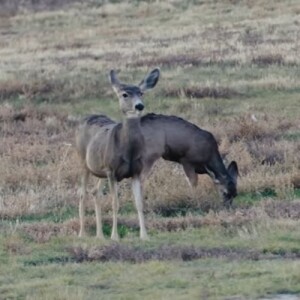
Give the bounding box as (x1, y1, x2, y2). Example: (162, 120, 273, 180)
(122, 93, 128, 98)
(139, 92, 144, 97)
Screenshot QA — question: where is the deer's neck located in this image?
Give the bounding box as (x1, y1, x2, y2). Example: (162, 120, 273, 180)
(122, 116, 142, 139)
(120, 116, 144, 158)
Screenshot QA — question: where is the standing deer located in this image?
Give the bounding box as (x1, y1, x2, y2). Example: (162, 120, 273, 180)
(75, 68, 160, 241)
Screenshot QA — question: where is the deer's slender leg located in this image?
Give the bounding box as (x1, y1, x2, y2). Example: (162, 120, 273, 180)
(132, 177, 148, 240)
(107, 174, 119, 241)
(79, 169, 89, 237)
(140, 157, 157, 184)
(183, 163, 198, 199)
(183, 163, 198, 188)
(94, 179, 105, 239)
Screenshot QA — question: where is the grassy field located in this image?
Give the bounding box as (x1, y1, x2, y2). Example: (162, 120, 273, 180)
(0, 0, 300, 299)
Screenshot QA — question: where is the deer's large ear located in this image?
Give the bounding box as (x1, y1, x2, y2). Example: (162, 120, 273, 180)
(139, 68, 160, 92)
(227, 161, 239, 185)
(109, 70, 121, 88)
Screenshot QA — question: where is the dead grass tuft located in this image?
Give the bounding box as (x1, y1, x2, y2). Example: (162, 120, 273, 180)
(252, 54, 284, 66)
(0, 75, 109, 104)
(226, 114, 293, 142)
(22, 223, 61, 243)
(3, 234, 31, 255)
(240, 28, 264, 46)
(247, 139, 285, 166)
(0, 0, 82, 16)
(130, 54, 204, 68)
(163, 85, 239, 99)
(263, 200, 300, 219)
(228, 115, 270, 142)
(0, 79, 62, 101)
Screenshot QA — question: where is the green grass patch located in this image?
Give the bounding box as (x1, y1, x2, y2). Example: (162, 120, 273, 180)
(282, 132, 300, 141)
(0, 215, 300, 298)
(0, 257, 299, 299)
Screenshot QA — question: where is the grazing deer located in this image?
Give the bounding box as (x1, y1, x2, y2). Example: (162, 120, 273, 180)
(140, 114, 239, 206)
(75, 68, 160, 240)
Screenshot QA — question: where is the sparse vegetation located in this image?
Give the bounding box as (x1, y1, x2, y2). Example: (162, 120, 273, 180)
(0, 0, 300, 299)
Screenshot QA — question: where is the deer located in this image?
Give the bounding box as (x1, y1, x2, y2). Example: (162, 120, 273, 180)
(139, 113, 239, 206)
(75, 68, 160, 241)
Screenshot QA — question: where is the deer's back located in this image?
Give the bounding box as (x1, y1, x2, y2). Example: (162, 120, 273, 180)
(141, 113, 218, 164)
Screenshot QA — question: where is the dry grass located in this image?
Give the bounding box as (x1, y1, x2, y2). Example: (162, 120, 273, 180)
(163, 85, 239, 99)
(251, 53, 285, 66)
(0, 104, 79, 218)
(0, 0, 82, 16)
(0, 102, 300, 218)
(1, 0, 300, 103)
(0, 0, 299, 237)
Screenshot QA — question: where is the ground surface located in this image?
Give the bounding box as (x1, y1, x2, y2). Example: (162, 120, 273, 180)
(0, 0, 300, 299)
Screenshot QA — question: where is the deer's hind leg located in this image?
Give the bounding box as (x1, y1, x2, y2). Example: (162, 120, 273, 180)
(183, 163, 198, 199)
(79, 168, 89, 237)
(183, 163, 198, 188)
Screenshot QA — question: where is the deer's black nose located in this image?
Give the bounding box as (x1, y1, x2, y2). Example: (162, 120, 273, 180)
(135, 103, 144, 111)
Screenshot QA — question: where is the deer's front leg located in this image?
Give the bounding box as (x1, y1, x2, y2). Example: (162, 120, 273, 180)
(94, 179, 105, 239)
(132, 177, 148, 240)
(107, 174, 119, 241)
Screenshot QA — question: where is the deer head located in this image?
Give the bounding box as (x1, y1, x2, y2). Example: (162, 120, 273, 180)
(109, 68, 160, 118)
(219, 161, 239, 206)
(206, 160, 238, 206)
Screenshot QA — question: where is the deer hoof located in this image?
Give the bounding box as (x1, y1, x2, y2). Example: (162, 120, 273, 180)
(78, 231, 86, 238)
(140, 233, 149, 241)
(111, 233, 119, 241)
(96, 234, 105, 240)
